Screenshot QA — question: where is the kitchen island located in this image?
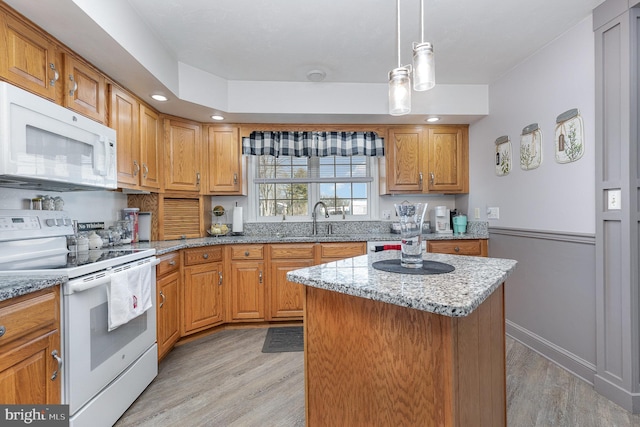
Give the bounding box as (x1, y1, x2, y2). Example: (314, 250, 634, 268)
(287, 250, 517, 427)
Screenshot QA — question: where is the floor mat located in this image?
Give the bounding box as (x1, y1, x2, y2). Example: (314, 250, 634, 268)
(262, 326, 304, 353)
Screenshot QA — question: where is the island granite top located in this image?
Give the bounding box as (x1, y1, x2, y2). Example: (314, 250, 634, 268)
(286, 251, 517, 317)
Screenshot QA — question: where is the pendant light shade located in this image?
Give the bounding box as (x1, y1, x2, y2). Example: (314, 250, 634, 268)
(413, 42, 435, 91)
(389, 67, 411, 116)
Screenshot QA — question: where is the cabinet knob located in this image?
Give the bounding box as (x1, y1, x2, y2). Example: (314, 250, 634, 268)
(430, 172, 435, 185)
(0, 325, 5, 338)
(419, 172, 423, 190)
(168, 260, 176, 266)
(233, 173, 238, 184)
(202, 253, 209, 259)
(133, 160, 140, 176)
(196, 172, 201, 186)
(49, 63, 59, 86)
(245, 251, 250, 256)
(143, 163, 149, 179)
(69, 74, 78, 96)
(454, 246, 460, 252)
(159, 291, 166, 308)
(259, 270, 263, 284)
(218, 271, 223, 286)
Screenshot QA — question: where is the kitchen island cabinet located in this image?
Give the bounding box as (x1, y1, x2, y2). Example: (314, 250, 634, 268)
(428, 238, 488, 257)
(287, 251, 517, 426)
(268, 243, 315, 319)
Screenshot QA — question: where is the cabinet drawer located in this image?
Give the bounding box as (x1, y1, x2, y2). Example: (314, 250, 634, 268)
(319, 242, 366, 259)
(231, 245, 264, 260)
(270, 244, 315, 260)
(0, 289, 58, 347)
(157, 252, 180, 276)
(184, 246, 223, 265)
(427, 239, 487, 256)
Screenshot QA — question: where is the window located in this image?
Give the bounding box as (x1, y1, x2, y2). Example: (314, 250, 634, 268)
(254, 155, 372, 220)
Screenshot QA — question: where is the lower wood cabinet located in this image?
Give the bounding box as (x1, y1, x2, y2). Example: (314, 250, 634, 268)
(427, 239, 488, 257)
(156, 252, 180, 361)
(182, 247, 224, 335)
(268, 244, 315, 320)
(317, 241, 367, 263)
(229, 245, 265, 321)
(0, 287, 61, 404)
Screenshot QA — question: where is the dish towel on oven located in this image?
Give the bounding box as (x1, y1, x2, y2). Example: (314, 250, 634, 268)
(107, 262, 153, 331)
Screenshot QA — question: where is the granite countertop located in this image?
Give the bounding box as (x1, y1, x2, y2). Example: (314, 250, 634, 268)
(133, 231, 489, 255)
(286, 251, 517, 317)
(0, 274, 66, 302)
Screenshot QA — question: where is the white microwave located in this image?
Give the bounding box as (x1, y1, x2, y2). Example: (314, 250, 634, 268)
(0, 81, 117, 191)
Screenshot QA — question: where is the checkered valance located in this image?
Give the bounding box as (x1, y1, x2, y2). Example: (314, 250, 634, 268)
(242, 131, 385, 157)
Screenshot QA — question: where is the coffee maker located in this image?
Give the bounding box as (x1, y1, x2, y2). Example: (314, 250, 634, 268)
(431, 206, 453, 234)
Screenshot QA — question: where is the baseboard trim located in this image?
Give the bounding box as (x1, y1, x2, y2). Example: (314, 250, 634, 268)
(490, 226, 595, 245)
(594, 374, 640, 413)
(506, 320, 596, 385)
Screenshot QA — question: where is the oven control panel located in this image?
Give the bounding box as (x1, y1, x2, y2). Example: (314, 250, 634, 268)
(0, 209, 74, 241)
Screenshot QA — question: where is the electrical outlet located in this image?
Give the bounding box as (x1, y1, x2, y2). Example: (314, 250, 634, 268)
(474, 207, 480, 219)
(607, 189, 621, 210)
(487, 207, 500, 220)
(382, 210, 391, 220)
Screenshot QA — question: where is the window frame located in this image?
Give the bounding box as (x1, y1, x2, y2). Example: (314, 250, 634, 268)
(246, 155, 379, 222)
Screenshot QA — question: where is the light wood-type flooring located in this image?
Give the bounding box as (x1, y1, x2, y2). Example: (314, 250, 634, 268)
(115, 328, 640, 427)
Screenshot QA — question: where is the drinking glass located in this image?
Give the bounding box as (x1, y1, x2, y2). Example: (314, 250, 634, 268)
(394, 202, 428, 268)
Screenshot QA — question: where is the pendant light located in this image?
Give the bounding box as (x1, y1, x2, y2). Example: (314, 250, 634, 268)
(412, 0, 435, 91)
(389, 0, 411, 115)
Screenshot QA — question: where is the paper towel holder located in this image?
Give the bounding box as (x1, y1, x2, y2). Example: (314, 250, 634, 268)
(231, 204, 244, 236)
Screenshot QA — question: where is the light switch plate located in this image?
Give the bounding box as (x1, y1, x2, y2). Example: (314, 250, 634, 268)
(487, 207, 500, 219)
(608, 189, 621, 210)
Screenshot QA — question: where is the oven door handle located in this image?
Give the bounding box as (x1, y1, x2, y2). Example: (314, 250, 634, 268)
(67, 273, 113, 293)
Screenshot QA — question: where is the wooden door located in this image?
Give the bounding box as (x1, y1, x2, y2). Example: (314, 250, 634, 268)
(164, 118, 202, 192)
(110, 85, 140, 187)
(426, 125, 469, 193)
(139, 105, 162, 190)
(183, 262, 224, 333)
(63, 54, 106, 123)
(206, 126, 243, 194)
(386, 127, 425, 193)
(230, 261, 265, 321)
(269, 259, 313, 319)
(157, 270, 180, 360)
(0, 12, 59, 100)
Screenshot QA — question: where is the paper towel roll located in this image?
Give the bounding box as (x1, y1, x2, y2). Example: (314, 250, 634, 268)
(232, 207, 243, 233)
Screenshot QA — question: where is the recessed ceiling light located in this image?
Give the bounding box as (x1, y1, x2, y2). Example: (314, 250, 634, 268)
(151, 94, 168, 101)
(211, 115, 224, 121)
(426, 117, 440, 123)
(306, 70, 326, 82)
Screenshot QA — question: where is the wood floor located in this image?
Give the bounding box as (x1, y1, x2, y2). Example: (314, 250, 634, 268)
(115, 328, 640, 427)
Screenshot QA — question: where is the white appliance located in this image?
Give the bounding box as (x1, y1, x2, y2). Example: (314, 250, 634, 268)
(0, 82, 117, 191)
(0, 209, 157, 427)
(431, 206, 452, 234)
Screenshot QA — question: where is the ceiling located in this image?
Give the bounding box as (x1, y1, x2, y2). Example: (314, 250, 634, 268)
(6, 0, 605, 124)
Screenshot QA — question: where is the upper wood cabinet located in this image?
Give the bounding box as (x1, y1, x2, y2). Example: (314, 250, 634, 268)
(426, 125, 468, 193)
(110, 84, 140, 187)
(206, 125, 246, 195)
(0, 11, 60, 100)
(139, 105, 162, 190)
(382, 125, 469, 194)
(63, 53, 106, 123)
(163, 117, 202, 193)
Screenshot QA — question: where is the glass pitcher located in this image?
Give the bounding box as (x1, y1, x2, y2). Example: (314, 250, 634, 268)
(394, 202, 428, 268)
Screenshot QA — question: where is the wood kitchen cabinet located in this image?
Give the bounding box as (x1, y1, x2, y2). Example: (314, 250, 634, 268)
(156, 252, 180, 361)
(111, 84, 162, 191)
(229, 245, 265, 321)
(0, 287, 61, 404)
(63, 53, 106, 123)
(182, 247, 224, 335)
(427, 239, 488, 257)
(268, 244, 315, 319)
(317, 242, 367, 263)
(0, 10, 60, 101)
(382, 125, 469, 194)
(163, 117, 202, 193)
(206, 125, 246, 195)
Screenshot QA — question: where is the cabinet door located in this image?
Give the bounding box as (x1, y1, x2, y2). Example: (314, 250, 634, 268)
(164, 118, 202, 192)
(269, 259, 313, 319)
(427, 239, 487, 257)
(139, 105, 162, 190)
(207, 126, 244, 194)
(0, 332, 61, 404)
(426, 126, 468, 193)
(317, 242, 367, 263)
(183, 262, 224, 333)
(230, 261, 265, 321)
(110, 85, 140, 188)
(157, 270, 180, 360)
(0, 12, 59, 100)
(386, 128, 425, 192)
(63, 54, 106, 123)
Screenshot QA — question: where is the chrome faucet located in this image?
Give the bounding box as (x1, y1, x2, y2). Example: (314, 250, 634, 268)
(312, 201, 330, 235)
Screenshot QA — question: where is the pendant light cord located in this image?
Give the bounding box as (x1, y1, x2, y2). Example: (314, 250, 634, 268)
(396, 0, 401, 68)
(420, 0, 424, 44)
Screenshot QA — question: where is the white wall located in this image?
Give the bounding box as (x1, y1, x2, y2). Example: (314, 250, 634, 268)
(465, 16, 596, 234)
